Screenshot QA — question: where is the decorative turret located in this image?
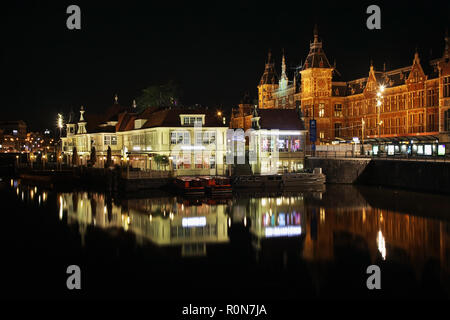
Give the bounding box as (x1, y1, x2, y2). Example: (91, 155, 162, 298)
(251, 105, 261, 130)
(279, 51, 289, 90)
(66, 109, 76, 136)
(77, 105, 87, 134)
(258, 50, 279, 108)
(407, 49, 426, 84)
(259, 50, 278, 85)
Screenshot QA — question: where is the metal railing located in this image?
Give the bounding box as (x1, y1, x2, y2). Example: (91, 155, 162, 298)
(306, 150, 450, 162)
(122, 169, 172, 179)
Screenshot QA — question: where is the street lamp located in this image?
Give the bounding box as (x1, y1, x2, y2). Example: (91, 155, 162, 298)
(57, 113, 64, 169)
(361, 118, 366, 155)
(376, 85, 385, 137)
(57, 114, 64, 137)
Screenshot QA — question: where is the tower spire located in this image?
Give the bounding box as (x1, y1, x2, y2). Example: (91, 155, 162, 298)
(313, 24, 319, 43)
(444, 28, 449, 59)
(279, 50, 288, 89)
(259, 49, 278, 85)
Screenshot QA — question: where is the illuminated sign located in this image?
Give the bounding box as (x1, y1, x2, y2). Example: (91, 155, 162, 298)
(181, 145, 206, 150)
(438, 145, 446, 156)
(424, 145, 432, 156)
(400, 144, 407, 153)
(372, 145, 379, 155)
(417, 145, 424, 155)
(387, 145, 394, 155)
(265, 226, 302, 237)
(258, 130, 303, 136)
(309, 120, 317, 142)
(278, 213, 285, 226)
(182, 217, 206, 227)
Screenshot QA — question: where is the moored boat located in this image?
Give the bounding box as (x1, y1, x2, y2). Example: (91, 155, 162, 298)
(174, 177, 206, 196)
(233, 168, 326, 189)
(201, 176, 232, 195)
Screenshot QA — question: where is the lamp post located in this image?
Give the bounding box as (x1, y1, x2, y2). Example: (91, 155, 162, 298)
(57, 113, 64, 170)
(376, 85, 385, 138)
(57, 114, 64, 138)
(361, 117, 365, 155)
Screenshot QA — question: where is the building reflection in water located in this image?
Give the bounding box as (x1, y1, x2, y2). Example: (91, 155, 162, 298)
(10, 179, 450, 282)
(59, 192, 230, 257)
(300, 186, 450, 281)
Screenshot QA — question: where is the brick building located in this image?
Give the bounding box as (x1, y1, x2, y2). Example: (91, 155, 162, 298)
(231, 26, 450, 152)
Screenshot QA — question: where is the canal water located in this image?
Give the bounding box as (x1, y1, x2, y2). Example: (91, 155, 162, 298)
(1, 178, 449, 300)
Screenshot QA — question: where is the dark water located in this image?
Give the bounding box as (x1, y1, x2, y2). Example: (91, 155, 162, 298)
(1, 178, 450, 301)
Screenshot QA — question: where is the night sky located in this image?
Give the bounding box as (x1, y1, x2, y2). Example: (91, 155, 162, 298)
(1, 1, 449, 130)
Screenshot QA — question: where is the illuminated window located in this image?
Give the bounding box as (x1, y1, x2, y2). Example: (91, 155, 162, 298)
(304, 105, 310, 117)
(104, 135, 117, 146)
(334, 104, 343, 117)
(318, 104, 325, 117)
(319, 132, 324, 139)
(445, 110, 450, 132)
(427, 89, 437, 106)
(334, 123, 342, 138)
(444, 76, 450, 98)
(170, 131, 190, 145)
(182, 116, 203, 126)
(195, 131, 216, 144)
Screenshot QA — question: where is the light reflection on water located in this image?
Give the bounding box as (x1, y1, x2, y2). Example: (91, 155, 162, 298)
(11, 180, 450, 282)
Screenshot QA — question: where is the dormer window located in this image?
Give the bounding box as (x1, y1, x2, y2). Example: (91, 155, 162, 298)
(180, 114, 205, 126)
(134, 119, 146, 129)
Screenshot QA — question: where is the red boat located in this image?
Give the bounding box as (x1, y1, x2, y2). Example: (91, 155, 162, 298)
(174, 177, 206, 196)
(201, 176, 232, 195)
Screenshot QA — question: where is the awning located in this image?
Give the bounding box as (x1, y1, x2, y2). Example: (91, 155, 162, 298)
(365, 135, 440, 144)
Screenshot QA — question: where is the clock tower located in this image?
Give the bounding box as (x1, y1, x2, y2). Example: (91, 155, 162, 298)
(300, 25, 334, 143)
(300, 25, 333, 100)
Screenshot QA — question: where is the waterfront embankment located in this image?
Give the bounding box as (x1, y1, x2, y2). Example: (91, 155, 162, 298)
(306, 157, 450, 194)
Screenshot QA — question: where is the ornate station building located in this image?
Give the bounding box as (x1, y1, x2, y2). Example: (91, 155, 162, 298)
(231, 26, 450, 154)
